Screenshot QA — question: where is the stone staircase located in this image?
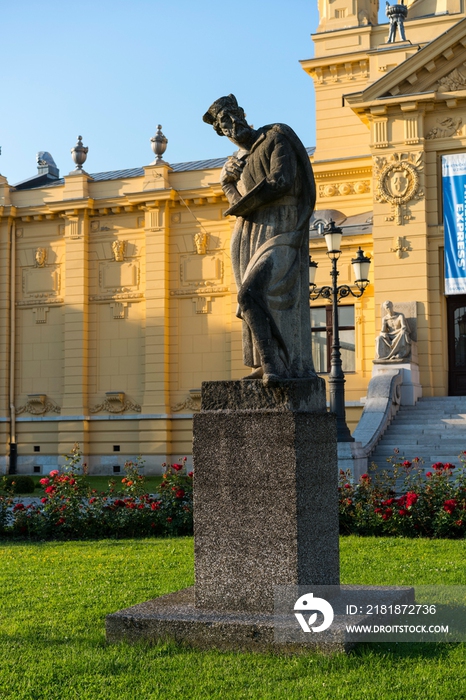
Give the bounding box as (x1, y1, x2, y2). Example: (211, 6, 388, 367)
(369, 396, 466, 471)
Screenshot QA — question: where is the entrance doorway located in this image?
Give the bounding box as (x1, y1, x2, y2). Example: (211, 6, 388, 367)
(447, 295, 466, 395)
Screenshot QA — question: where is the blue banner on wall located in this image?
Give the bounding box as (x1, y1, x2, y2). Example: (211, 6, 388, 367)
(443, 154, 466, 295)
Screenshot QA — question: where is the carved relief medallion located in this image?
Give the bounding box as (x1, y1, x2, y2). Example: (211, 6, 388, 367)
(374, 152, 423, 225)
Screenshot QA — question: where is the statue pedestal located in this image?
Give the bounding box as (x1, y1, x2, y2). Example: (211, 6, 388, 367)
(372, 360, 421, 406)
(193, 379, 339, 613)
(106, 378, 416, 653)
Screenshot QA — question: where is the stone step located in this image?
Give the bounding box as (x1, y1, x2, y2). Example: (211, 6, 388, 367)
(382, 424, 466, 433)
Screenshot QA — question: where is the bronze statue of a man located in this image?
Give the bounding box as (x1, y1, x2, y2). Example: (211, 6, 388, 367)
(203, 94, 317, 381)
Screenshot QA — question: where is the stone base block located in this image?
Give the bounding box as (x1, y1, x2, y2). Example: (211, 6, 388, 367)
(106, 584, 415, 654)
(193, 378, 339, 614)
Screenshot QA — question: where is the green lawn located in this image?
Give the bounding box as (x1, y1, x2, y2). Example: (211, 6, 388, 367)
(0, 537, 464, 700)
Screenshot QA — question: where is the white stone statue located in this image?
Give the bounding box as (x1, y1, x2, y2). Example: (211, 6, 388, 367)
(375, 300, 412, 361)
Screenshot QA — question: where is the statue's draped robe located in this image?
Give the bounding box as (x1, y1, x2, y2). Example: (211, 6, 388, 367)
(227, 124, 316, 377)
(376, 312, 411, 361)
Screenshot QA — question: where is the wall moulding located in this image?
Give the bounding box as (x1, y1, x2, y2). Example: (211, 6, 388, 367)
(21, 264, 61, 303)
(178, 253, 224, 291)
(170, 287, 228, 298)
(308, 58, 369, 85)
(314, 167, 372, 180)
(98, 260, 140, 292)
(89, 292, 144, 303)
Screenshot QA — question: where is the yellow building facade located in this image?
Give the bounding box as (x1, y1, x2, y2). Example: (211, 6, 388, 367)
(1, 0, 466, 474)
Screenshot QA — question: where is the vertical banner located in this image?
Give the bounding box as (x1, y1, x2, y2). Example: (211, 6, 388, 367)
(443, 154, 466, 294)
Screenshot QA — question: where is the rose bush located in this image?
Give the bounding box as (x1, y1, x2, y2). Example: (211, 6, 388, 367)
(339, 450, 466, 538)
(2, 445, 193, 540)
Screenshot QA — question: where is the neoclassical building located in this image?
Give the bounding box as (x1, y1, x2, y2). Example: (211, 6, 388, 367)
(1, 0, 466, 474)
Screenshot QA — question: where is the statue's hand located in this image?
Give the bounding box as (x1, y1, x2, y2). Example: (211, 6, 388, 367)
(220, 156, 245, 185)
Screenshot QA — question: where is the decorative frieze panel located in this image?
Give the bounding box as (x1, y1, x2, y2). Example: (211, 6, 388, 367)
(318, 181, 370, 198)
(21, 264, 61, 303)
(438, 67, 466, 92)
(171, 389, 201, 413)
(90, 392, 141, 414)
(99, 260, 139, 291)
(374, 152, 424, 226)
(179, 253, 223, 290)
(425, 117, 463, 140)
(17, 394, 60, 416)
(309, 59, 369, 84)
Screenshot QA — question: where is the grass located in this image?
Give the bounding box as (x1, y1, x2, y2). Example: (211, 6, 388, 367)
(0, 537, 464, 699)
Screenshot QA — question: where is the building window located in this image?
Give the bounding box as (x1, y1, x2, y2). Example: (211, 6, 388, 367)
(335, 8, 347, 17)
(310, 305, 355, 373)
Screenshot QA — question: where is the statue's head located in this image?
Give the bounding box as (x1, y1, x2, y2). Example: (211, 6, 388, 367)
(382, 300, 394, 314)
(203, 94, 252, 146)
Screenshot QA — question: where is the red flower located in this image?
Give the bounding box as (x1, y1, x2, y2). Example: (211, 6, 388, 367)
(151, 501, 161, 511)
(166, 516, 173, 522)
(398, 509, 408, 516)
(160, 481, 167, 489)
(41, 497, 47, 504)
(188, 471, 193, 478)
(432, 462, 444, 471)
(382, 498, 395, 506)
(13, 503, 25, 511)
(444, 499, 457, 514)
(138, 504, 144, 510)
(175, 489, 185, 499)
(406, 492, 418, 508)
(455, 520, 463, 527)
(56, 517, 65, 525)
(49, 470, 59, 477)
(344, 484, 351, 489)
(360, 473, 370, 480)
(402, 461, 412, 469)
(114, 499, 125, 507)
(171, 463, 183, 472)
(374, 508, 382, 514)
(89, 497, 96, 504)
(39, 478, 50, 486)
(45, 486, 56, 494)
(444, 463, 455, 471)
(426, 472, 433, 478)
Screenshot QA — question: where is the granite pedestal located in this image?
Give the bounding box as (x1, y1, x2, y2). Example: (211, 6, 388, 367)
(106, 378, 413, 653)
(193, 378, 339, 613)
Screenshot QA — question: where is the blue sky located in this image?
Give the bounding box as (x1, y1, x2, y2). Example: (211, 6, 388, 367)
(1, 0, 322, 185)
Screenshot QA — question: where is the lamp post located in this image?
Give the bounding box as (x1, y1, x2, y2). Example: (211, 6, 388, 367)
(309, 220, 371, 442)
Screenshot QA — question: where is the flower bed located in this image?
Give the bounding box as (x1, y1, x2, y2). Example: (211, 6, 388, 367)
(339, 451, 466, 538)
(1, 445, 193, 540)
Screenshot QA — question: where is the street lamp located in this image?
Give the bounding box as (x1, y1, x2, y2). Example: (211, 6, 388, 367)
(309, 220, 371, 442)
